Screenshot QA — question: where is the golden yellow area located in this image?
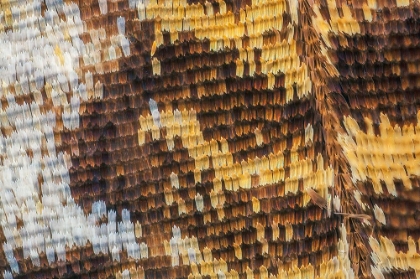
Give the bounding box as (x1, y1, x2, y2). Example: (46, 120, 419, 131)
(339, 113, 420, 195)
(139, 108, 333, 200)
(54, 45, 65, 66)
(141, 0, 311, 97)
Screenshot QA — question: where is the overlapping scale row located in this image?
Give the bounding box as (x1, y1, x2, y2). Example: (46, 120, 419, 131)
(1, 0, 419, 278)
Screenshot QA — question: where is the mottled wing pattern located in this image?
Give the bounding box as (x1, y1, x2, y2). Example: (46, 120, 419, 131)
(0, 0, 419, 278)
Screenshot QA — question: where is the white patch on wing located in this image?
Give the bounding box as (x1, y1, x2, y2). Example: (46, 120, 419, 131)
(0, 0, 139, 277)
